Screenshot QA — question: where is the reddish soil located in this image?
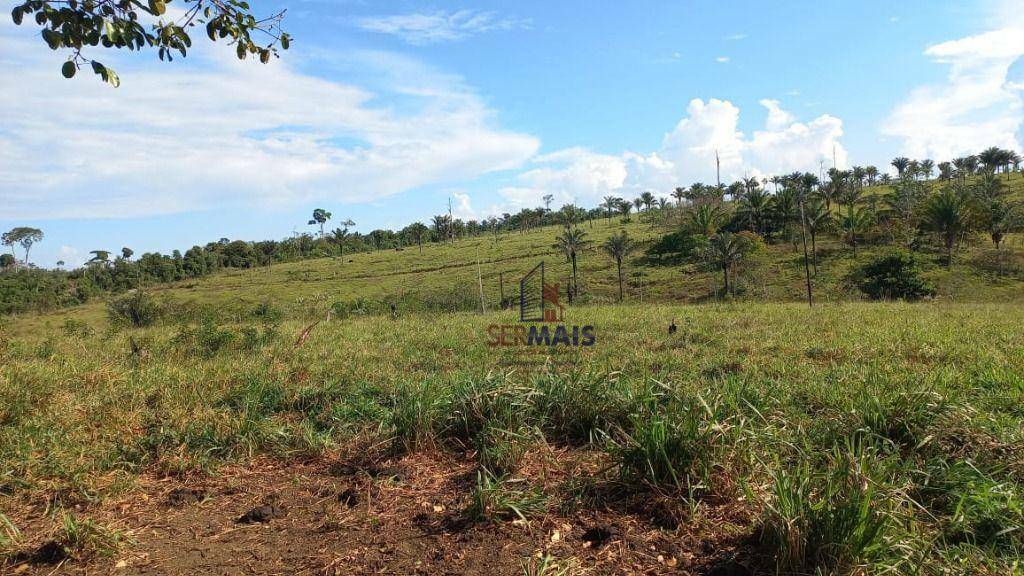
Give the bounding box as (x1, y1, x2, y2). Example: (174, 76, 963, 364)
(1, 449, 761, 575)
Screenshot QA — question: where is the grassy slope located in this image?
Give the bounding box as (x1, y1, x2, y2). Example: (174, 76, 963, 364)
(5, 171, 1024, 337)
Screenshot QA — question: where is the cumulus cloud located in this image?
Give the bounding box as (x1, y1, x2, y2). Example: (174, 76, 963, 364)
(357, 10, 529, 45)
(0, 20, 538, 220)
(497, 98, 846, 210)
(882, 15, 1024, 159)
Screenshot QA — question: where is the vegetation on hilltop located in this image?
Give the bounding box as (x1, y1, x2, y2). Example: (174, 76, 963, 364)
(3, 150, 1024, 318)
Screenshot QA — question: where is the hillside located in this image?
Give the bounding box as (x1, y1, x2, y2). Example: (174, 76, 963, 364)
(5, 172, 1024, 336)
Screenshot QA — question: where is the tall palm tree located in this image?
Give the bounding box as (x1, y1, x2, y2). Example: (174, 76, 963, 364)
(801, 199, 831, 275)
(964, 155, 980, 175)
(640, 191, 656, 211)
(979, 146, 1003, 173)
(553, 226, 591, 301)
(891, 157, 911, 178)
(920, 159, 935, 180)
(702, 232, 752, 296)
(921, 188, 974, 266)
(865, 166, 879, 185)
(671, 187, 686, 207)
(602, 196, 619, 221)
(938, 161, 953, 181)
(601, 230, 636, 302)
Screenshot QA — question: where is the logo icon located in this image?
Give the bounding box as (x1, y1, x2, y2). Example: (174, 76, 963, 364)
(519, 262, 564, 323)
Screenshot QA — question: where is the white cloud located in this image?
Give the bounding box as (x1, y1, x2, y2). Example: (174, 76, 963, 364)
(715, 56, 730, 63)
(497, 98, 845, 210)
(449, 191, 477, 220)
(761, 99, 796, 131)
(57, 245, 81, 267)
(357, 10, 529, 45)
(882, 16, 1024, 159)
(724, 33, 748, 41)
(0, 20, 539, 220)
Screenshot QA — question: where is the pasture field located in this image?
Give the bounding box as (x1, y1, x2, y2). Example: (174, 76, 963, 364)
(1, 301, 1023, 574)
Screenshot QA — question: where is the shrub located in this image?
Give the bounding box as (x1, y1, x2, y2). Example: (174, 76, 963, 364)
(172, 319, 236, 357)
(856, 251, 936, 301)
(107, 290, 162, 327)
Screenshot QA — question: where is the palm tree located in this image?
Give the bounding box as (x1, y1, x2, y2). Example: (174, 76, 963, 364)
(640, 191, 656, 211)
(686, 203, 727, 236)
(891, 157, 911, 178)
(89, 250, 111, 264)
(921, 188, 974, 266)
(633, 197, 643, 213)
(738, 187, 772, 236)
(772, 187, 799, 249)
(964, 155, 980, 175)
(602, 196, 619, 221)
(802, 199, 831, 275)
(672, 187, 686, 207)
(618, 201, 632, 223)
(702, 232, 752, 296)
(920, 159, 935, 180)
(553, 226, 591, 302)
(841, 206, 874, 257)
(601, 230, 636, 301)
(865, 166, 879, 185)
(431, 214, 451, 243)
(938, 161, 953, 181)
(979, 146, 1003, 173)
(542, 194, 554, 212)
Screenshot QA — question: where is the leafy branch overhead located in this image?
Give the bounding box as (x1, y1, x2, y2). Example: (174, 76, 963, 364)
(10, 0, 291, 86)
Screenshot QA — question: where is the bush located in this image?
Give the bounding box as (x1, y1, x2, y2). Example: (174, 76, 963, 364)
(856, 251, 936, 301)
(643, 231, 703, 264)
(107, 291, 162, 327)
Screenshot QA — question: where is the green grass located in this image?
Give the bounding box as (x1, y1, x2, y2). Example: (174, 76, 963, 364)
(2, 302, 1024, 572)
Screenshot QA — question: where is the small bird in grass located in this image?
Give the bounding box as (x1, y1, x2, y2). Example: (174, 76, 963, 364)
(668, 320, 677, 335)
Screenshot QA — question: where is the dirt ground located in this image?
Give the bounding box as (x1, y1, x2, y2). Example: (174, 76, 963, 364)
(1, 448, 761, 575)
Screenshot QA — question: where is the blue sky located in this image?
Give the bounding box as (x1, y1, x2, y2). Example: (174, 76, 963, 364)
(1, 0, 1023, 267)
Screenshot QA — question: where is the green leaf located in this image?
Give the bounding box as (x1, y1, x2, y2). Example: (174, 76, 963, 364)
(206, 21, 217, 42)
(61, 60, 76, 79)
(259, 49, 269, 64)
(11, 7, 23, 25)
(280, 33, 289, 50)
(148, 0, 166, 16)
(236, 42, 246, 60)
(42, 29, 62, 50)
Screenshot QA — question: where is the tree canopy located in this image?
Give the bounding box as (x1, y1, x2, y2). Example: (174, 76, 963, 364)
(10, 0, 291, 85)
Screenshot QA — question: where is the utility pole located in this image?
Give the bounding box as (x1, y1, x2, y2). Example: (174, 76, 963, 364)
(715, 149, 721, 190)
(447, 198, 454, 244)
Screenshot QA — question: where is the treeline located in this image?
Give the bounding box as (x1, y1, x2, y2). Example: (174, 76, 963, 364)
(0, 205, 611, 315)
(1, 147, 1021, 315)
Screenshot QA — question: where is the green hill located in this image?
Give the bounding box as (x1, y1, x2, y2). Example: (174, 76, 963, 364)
(6, 173, 1024, 337)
